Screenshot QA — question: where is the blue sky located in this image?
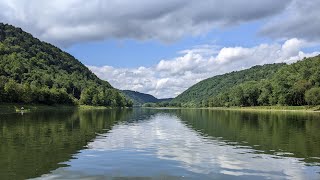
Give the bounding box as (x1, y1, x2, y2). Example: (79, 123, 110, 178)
(1, 0, 319, 98)
(66, 21, 269, 67)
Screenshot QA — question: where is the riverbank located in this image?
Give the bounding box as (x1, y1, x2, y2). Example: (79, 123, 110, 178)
(145, 105, 320, 113)
(205, 106, 320, 112)
(2, 103, 319, 114)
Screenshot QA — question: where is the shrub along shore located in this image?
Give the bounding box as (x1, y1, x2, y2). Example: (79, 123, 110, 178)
(143, 105, 320, 112)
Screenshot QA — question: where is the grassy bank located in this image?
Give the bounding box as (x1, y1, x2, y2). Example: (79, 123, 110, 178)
(205, 106, 320, 112)
(78, 105, 110, 110)
(145, 105, 320, 112)
(2, 103, 319, 114)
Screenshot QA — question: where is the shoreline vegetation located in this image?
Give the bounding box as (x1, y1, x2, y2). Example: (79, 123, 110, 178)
(143, 105, 320, 112)
(2, 103, 318, 115)
(206, 106, 320, 112)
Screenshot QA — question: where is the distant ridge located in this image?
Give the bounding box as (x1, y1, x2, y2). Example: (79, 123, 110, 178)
(122, 90, 173, 106)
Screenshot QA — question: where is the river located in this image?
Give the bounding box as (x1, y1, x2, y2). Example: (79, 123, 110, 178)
(0, 108, 319, 179)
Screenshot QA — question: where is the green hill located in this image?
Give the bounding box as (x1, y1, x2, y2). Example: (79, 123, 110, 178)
(0, 23, 131, 107)
(122, 90, 158, 105)
(122, 90, 172, 106)
(173, 63, 285, 107)
(173, 55, 320, 107)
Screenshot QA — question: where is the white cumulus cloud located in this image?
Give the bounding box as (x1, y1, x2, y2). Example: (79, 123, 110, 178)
(88, 38, 319, 99)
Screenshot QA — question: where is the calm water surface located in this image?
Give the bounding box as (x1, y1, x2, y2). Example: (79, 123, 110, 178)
(0, 108, 319, 179)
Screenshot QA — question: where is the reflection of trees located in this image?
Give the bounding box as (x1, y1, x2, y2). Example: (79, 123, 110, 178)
(0, 109, 134, 180)
(175, 109, 320, 163)
(1, 108, 318, 179)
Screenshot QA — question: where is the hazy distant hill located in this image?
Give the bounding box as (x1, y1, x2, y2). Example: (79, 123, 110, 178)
(122, 90, 172, 106)
(0, 23, 131, 107)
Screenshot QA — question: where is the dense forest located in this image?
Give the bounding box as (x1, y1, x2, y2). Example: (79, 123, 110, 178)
(0, 23, 132, 107)
(172, 55, 320, 107)
(122, 90, 172, 106)
(172, 63, 285, 107)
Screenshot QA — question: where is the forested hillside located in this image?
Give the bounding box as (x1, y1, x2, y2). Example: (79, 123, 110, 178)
(122, 90, 158, 106)
(173, 55, 320, 107)
(122, 90, 172, 106)
(0, 23, 131, 107)
(173, 63, 285, 107)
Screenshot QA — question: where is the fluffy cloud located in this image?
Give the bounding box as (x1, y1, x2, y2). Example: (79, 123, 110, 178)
(88, 38, 319, 98)
(0, 0, 291, 46)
